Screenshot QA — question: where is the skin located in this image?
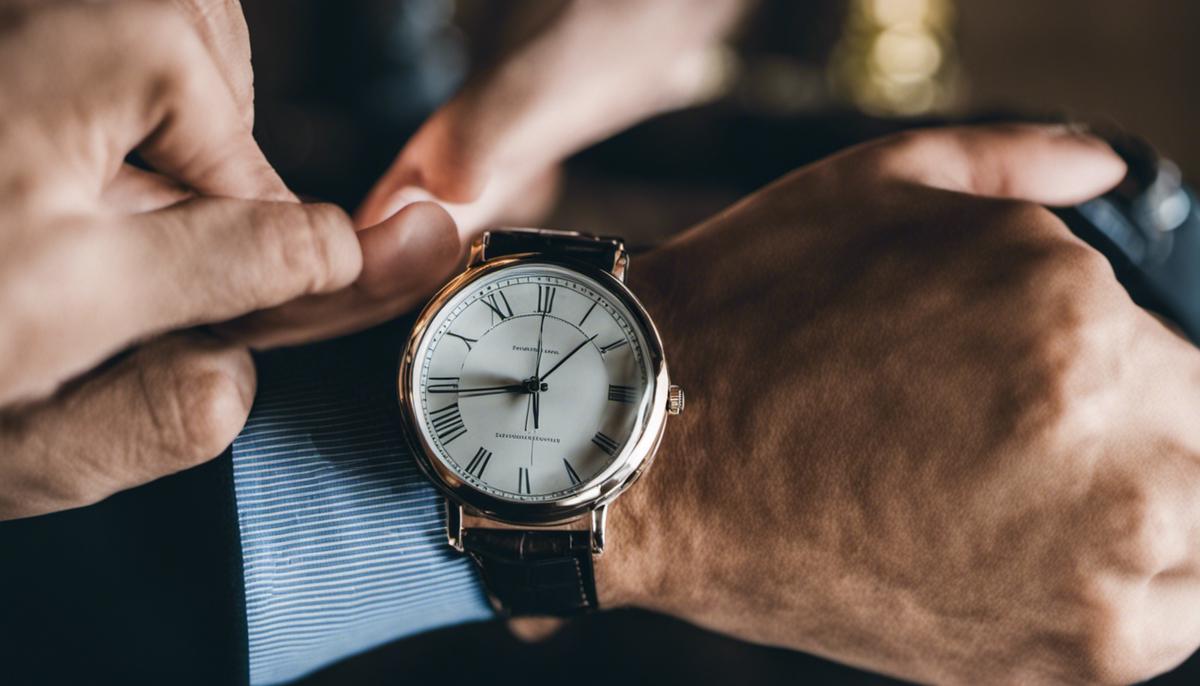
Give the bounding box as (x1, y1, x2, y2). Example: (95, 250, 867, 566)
(0, 0, 459, 518)
(0, 0, 742, 515)
(597, 125, 1200, 685)
(355, 0, 748, 238)
(4, 1, 1198, 683)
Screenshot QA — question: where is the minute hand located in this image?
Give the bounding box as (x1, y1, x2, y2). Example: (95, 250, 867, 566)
(539, 334, 598, 382)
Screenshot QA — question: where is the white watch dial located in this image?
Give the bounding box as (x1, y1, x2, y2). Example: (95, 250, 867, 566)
(411, 263, 653, 502)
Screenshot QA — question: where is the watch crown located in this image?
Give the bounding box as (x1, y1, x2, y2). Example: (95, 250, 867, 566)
(667, 385, 685, 415)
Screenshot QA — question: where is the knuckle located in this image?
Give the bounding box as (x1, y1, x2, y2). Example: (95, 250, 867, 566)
(130, 0, 197, 45)
(122, 1, 199, 60)
(1076, 602, 1143, 684)
(258, 201, 359, 294)
(1089, 475, 1180, 576)
(140, 340, 252, 466)
(1069, 585, 1165, 685)
(129, 2, 207, 87)
(176, 349, 253, 463)
(985, 211, 1128, 432)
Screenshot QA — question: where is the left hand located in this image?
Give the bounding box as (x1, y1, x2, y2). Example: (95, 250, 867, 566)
(597, 124, 1200, 683)
(356, 0, 746, 242)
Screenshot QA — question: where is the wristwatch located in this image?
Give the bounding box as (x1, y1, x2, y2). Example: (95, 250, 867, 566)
(398, 228, 684, 617)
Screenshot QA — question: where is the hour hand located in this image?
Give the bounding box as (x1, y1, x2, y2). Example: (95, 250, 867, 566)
(454, 384, 528, 397)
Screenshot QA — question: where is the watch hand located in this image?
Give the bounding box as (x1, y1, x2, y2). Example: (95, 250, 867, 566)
(535, 312, 546, 378)
(524, 392, 532, 431)
(539, 334, 598, 382)
(456, 384, 528, 397)
(532, 312, 546, 430)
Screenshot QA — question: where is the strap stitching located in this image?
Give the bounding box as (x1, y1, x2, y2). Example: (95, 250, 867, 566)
(570, 555, 587, 606)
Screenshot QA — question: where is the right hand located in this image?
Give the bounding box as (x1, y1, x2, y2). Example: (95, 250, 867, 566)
(0, 0, 366, 520)
(602, 124, 1200, 683)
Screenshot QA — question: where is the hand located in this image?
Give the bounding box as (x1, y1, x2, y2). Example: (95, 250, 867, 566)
(601, 125, 1200, 683)
(356, 0, 747, 244)
(122, 1, 464, 349)
(533, 313, 547, 429)
(0, 0, 367, 520)
(455, 384, 529, 398)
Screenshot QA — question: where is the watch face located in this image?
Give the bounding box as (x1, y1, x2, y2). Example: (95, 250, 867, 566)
(407, 261, 658, 505)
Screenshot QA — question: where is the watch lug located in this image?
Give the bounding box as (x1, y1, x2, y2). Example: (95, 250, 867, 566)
(447, 501, 464, 552)
(467, 233, 489, 266)
(611, 247, 629, 282)
(590, 504, 608, 556)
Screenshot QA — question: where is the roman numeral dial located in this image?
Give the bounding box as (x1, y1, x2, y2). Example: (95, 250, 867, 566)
(482, 291, 514, 320)
(415, 266, 652, 501)
(535, 285, 557, 313)
(592, 432, 620, 456)
(428, 377, 460, 394)
(517, 467, 531, 494)
(430, 403, 467, 444)
(446, 332, 477, 350)
(465, 447, 492, 479)
(608, 384, 637, 403)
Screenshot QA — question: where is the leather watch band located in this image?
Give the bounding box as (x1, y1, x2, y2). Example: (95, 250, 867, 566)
(480, 228, 626, 276)
(462, 529, 598, 617)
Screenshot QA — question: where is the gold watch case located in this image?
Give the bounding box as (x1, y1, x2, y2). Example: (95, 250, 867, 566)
(397, 252, 671, 529)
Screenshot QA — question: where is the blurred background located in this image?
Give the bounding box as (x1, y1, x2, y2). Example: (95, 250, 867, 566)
(238, 0, 1199, 683)
(245, 0, 1199, 241)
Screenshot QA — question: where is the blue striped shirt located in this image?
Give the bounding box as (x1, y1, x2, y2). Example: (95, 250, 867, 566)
(231, 328, 493, 685)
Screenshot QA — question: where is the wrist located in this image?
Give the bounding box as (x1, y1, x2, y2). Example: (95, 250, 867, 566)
(594, 244, 691, 612)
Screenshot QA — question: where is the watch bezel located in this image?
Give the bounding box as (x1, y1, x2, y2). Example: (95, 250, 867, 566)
(398, 253, 670, 526)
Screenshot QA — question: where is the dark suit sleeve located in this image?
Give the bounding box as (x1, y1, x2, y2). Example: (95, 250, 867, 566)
(0, 449, 249, 686)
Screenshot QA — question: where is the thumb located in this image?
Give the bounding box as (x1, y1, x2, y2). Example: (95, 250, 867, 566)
(871, 124, 1128, 206)
(356, 201, 464, 302)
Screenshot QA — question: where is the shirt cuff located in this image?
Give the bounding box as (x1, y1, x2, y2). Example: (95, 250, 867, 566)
(231, 345, 493, 685)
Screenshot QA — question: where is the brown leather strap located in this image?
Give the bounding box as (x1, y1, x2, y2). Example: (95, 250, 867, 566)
(481, 228, 624, 274)
(462, 528, 598, 617)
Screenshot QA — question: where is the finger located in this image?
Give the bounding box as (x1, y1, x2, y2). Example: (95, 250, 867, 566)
(127, 2, 288, 200)
(22, 1, 289, 202)
(165, 0, 255, 128)
(356, 110, 486, 229)
(357, 202, 463, 299)
(101, 164, 193, 213)
(356, 183, 440, 233)
(0, 331, 253, 521)
(869, 124, 1127, 205)
(357, 166, 562, 242)
(218, 201, 462, 348)
(0, 198, 360, 405)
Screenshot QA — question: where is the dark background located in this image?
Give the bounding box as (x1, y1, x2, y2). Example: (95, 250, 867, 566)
(238, 1, 1199, 683)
